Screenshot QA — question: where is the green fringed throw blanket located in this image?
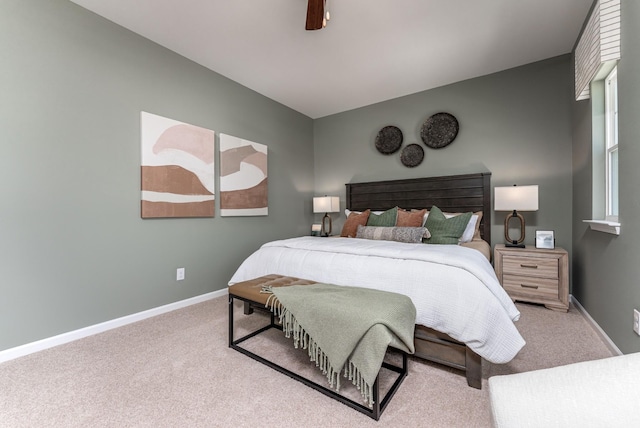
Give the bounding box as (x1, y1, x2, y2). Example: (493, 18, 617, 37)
(263, 283, 416, 407)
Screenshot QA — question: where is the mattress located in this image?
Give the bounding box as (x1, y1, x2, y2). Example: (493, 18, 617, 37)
(229, 236, 525, 364)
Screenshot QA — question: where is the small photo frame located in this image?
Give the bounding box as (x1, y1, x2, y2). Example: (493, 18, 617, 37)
(536, 230, 555, 249)
(311, 223, 322, 236)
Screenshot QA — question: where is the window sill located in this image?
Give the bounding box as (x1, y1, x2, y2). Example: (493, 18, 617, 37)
(583, 220, 620, 235)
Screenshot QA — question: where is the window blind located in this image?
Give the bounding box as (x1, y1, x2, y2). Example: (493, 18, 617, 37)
(575, 0, 620, 101)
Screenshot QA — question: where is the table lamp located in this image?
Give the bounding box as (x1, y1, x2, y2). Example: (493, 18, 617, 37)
(494, 185, 539, 248)
(313, 196, 340, 237)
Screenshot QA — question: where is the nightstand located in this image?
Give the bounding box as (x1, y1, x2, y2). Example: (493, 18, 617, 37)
(494, 245, 569, 312)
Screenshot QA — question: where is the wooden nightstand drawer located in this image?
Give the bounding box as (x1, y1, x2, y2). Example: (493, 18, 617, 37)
(503, 275, 559, 298)
(494, 245, 569, 312)
(502, 256, 559, 279)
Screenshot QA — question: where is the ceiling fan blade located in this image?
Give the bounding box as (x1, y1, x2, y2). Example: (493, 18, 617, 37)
(306, 0, 324, 30)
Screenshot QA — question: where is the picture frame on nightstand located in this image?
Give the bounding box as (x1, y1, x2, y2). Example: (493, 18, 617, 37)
(311, 223, 322, 236)
(536, 230, 555, 249)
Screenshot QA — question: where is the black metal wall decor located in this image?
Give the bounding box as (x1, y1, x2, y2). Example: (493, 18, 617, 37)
(374, 112, 458, 168)
(400, 144, 424, 167)
(375, 125, 403, 154)
(420, 112, 459, 149)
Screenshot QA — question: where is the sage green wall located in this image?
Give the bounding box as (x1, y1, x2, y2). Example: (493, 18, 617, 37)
(572, 0, 640, 353)
(0, 0, 314, 351)
(313, 56, 573, 255)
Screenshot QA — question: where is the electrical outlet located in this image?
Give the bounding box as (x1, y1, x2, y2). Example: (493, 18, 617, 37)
(634, 309, 640, 336)
(176, 267, 185, 281)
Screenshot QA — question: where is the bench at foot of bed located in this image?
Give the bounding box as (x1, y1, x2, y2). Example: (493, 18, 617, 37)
(236, 274, 483, 390)
(228, 274, 409, 421)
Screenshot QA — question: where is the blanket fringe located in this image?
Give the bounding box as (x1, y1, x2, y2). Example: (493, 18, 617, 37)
(260, 285, 273, 294)
(265, 295, 375, 407)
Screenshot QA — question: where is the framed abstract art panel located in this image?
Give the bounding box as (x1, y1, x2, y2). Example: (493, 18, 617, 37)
(140, 112, 215, 218)
(219, 134, 268, 216)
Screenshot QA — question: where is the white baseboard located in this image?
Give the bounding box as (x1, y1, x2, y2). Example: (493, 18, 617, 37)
(571, 294, 622, 356)
(0, 288, 228, 364)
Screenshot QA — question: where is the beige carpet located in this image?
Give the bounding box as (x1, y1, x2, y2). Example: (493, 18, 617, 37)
(0, 296, 614, 427)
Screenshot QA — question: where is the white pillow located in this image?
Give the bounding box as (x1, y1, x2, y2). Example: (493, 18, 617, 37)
(345, 208, 384, 217)
(456, 214, 478, 243)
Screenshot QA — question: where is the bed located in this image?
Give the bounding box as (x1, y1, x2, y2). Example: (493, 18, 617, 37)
(229, 172, 525, 388)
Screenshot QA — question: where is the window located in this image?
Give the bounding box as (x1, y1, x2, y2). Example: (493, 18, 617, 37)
(583, 65, 620, 235)
(605, 67, 618, 221)
(576, 0, 621, 235)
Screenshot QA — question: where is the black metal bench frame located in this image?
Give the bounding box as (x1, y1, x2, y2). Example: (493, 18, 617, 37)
(228, 293, 408, 421)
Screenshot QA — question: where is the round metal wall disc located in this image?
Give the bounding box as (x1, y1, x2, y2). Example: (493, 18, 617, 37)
(375, 125, 403, 154)
(400, 144, 424, 167)
(421, 112, 459, 149)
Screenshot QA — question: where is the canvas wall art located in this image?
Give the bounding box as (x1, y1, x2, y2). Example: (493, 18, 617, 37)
(140, 111, 215, 218)
(219, 134, 268, 216)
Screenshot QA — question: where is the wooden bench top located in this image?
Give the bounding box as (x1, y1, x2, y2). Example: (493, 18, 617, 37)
(228, 274, 317, 306)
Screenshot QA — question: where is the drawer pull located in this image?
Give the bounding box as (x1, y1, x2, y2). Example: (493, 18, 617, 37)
(520, 264, 538, 269)
(521, 284, 539, 289)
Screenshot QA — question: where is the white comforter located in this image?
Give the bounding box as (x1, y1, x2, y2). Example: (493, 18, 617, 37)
(229, 236, 525, 364)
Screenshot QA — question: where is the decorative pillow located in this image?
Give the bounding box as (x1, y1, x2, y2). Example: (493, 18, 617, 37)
(340, 210, 371, 237)
(421, 210, 482, 243)
(424, 205, 472, 245)
(397, 208, 427, 227)
(411, 208, 430, 226)
(356, 225, 430, 243)
(366, 206, 398, 227)
(443, 211, 482, 243)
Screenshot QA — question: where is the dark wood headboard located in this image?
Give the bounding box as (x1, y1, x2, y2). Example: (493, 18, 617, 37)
(345, 172, 492, 244)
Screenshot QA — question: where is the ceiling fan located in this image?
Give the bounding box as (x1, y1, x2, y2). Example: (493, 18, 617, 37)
(306, 0, 330, 30)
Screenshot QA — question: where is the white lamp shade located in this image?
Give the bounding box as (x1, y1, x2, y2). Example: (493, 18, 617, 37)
(494, 185, 539, 211)
(313, 196, 340, 213)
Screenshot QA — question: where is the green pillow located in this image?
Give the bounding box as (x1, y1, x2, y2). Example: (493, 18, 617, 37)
(366, 206, 398, 227)
(424, 205, 472, 245)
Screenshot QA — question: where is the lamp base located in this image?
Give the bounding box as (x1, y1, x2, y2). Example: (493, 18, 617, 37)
(321, 213, 333, 237)
(504, 210, 526, 247)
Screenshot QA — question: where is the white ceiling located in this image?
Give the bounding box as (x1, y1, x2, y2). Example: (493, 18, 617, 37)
(69, 0, 592, 119)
